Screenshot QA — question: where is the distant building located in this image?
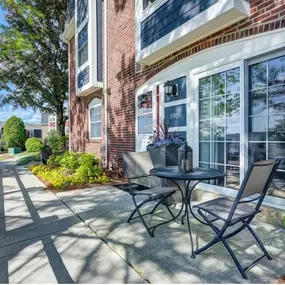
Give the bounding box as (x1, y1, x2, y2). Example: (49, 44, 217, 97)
(0, 121, 42, 139)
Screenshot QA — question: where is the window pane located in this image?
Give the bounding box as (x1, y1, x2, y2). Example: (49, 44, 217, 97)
(268, 85, 285, 114)
(138, 114, 152, 134)
(212, 72, 225, 96)
(90, 107, 95, 122)
(249, 89, 267, 116)
(268, 56, 285, 86)
(212, 119, 224, 141)
(226, 117, 239, 141)
(212, 142, 224, 164)
(199, 142, 210, 163)
(78, 66, 89, 89)
(226, 166, 240, 189)
(269, 114, 285, 141)
(90, 122, 101, 138)
(268, 143, 285, 170)
(78, 24, 88, 49)
(199, 76, 211, 99)
(138, 92, 152, 115)
(199, 99, 210, 119)
(226, 142, 239, 166)
(249, 116, 267, 141)
(249, 143, 266, 163)
(78, 43, 88, 67)
(77, 0, 88, 27)
(226, 93, 240, 117)
(212, 95, 225, 118)
(199, 120, 210, 141)
(226, 68, 240, 94)
(249, 61, 267, 90)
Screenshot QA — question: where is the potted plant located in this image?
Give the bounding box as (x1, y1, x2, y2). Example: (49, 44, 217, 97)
(146, 120, 184, 167)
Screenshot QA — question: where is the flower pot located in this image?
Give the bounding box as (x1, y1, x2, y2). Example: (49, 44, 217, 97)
(40, 147, 52, 164)
(146, 144, 180, 167)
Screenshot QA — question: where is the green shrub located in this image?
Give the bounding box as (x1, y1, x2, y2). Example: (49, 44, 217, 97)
(46, 130, 68, 152)
(59, 152, 79, 172)
(25, 138, 43, 152)
(47, 154, 62, 168)
(3, 116, 26, 150)
(17, 154, 41, 165)
(30, 152, 110, 190)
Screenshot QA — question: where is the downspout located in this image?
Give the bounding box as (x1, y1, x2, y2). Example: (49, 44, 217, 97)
(103, 0, 108, 168)
(68, 43, 72, 151)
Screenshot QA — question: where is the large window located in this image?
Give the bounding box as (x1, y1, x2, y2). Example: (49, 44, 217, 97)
(138, 92, 152, 134)
(199, 68, 240, 189)
(89, 98, 102, 138)
(249, 55, 285, 198)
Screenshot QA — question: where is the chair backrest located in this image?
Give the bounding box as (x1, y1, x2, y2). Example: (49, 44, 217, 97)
(122, 151, 154, 179)
(228, 159, 280, 221)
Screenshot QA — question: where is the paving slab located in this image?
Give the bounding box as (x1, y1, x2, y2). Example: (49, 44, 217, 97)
(0, 160, 146, 284)
(57, 185, 285, 284)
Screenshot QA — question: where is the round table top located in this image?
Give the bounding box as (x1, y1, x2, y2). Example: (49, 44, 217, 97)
(150, 166, 225, 181)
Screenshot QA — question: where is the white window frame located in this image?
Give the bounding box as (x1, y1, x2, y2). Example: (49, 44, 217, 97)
(89, 98, 102, 139)
(75, 0, 103, 96)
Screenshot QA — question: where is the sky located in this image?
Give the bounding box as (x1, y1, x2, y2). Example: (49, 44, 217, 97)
(0, 7, 41, 124)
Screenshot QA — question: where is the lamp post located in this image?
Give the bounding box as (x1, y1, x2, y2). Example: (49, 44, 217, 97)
(178, 142, 193, 173)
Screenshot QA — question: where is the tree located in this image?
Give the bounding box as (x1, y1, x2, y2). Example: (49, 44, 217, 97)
(0, 0, 68, 135)
(3, 116, 27, 149)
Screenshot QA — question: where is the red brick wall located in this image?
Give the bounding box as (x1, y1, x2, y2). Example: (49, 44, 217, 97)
(69, 0, 285, 171)
(69, 38, 104, 158)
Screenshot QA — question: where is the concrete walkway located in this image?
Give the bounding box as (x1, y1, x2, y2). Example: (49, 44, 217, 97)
(0, 160, 146, 284)
(57, 186, 285, 284)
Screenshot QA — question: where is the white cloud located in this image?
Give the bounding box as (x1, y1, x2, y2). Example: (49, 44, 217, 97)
(0, 104, 41, 124)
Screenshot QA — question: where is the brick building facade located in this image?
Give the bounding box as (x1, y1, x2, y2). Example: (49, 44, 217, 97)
(63, 0, 285, 206)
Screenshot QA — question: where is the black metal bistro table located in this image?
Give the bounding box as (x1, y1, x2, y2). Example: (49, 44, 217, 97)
(150, 166, 225, 258)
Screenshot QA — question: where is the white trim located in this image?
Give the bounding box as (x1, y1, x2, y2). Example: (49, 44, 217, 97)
(136, 0, 250, 65)
(89, 98, 102, 139)
(136, 30, 285, 208)
(75, 0, 103, 97)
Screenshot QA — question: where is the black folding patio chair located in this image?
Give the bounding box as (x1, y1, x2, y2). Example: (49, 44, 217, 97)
(122, 151, 178, 237)
(193, 159, 280, 279)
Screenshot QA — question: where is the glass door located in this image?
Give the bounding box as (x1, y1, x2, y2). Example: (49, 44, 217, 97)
(198, 67, 241, 189)
(248, 54, 285, 199)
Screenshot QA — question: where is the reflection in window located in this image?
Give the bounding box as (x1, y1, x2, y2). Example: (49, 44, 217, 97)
(78, 23, 88, 67)
(138, 91, 152, 134)
(199, 68, 240, 189)
(77, 0, 88, 27)
(249, 55, 285, 199)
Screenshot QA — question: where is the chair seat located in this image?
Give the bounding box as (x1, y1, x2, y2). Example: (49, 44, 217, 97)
(194, 197, 259, 224)
(133, 187, 177, 198)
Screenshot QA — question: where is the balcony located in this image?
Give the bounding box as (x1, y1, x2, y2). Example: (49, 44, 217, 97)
(136, 0, 250, 65)
(62, 0, 76, 43)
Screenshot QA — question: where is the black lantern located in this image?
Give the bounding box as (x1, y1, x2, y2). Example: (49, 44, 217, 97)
(178, 142, 193, 173)
(164, 80, 178, 98)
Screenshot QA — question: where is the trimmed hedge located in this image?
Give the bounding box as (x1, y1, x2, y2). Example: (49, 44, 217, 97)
(25, 138, 43, 152)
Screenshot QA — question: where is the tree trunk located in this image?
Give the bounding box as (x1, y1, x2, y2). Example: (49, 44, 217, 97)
(56, 112, 66, 136)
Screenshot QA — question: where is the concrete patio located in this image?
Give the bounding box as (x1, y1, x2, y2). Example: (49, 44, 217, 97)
(57, 185, 285, 283)
(0, 157, 284, 283)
